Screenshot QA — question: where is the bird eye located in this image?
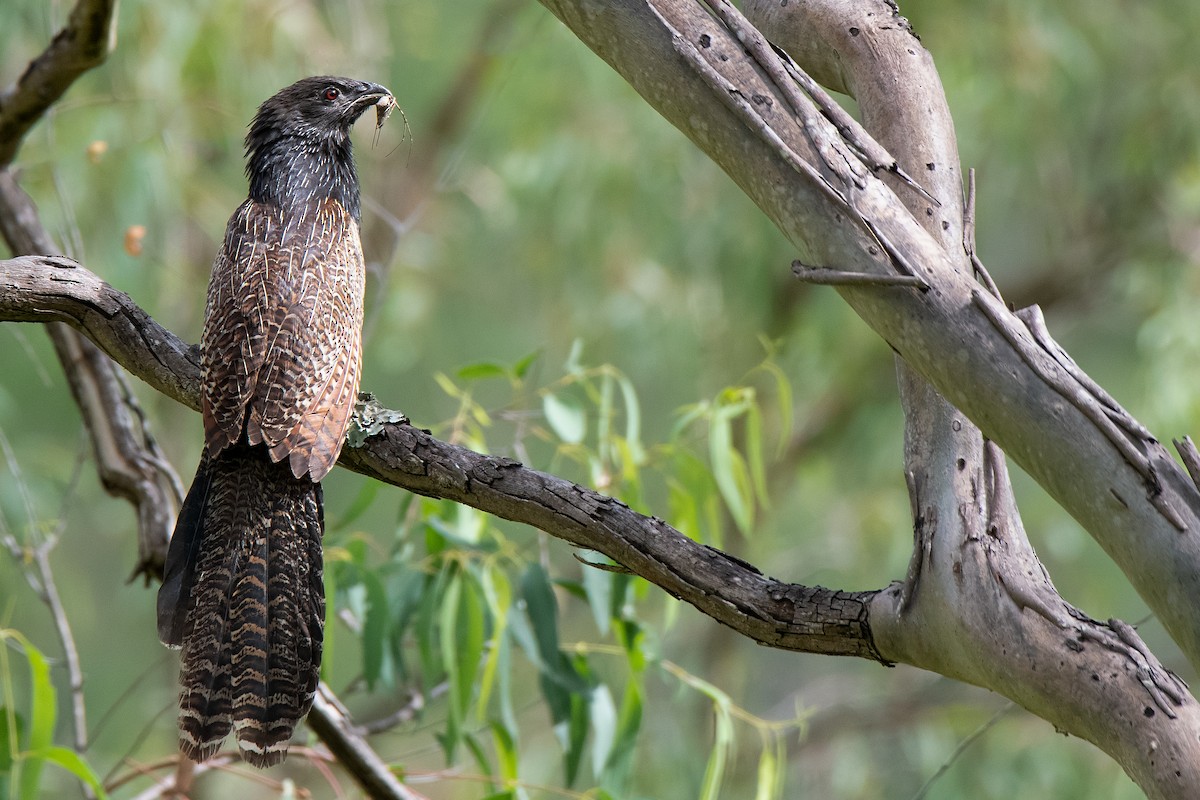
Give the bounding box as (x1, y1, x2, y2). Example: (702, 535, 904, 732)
(323, 86, 340, 102)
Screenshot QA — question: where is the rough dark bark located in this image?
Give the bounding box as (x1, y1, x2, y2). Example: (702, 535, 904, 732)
(0, 252, 885, 661)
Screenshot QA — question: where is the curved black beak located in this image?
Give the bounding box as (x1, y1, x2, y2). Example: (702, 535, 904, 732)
(345, 82, 395, 125)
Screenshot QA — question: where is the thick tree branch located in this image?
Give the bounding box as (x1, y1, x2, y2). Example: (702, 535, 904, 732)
(537, 0, 1200, 679)
(533, 1, 1200, 797)
(741, 7, 1200, 795)
(0, 253, 885, 661)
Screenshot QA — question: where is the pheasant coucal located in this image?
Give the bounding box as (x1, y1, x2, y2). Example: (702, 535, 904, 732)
(156, 76, 395, 767)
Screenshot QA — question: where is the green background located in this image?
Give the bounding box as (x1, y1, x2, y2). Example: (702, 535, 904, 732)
(2, 1, 1199, 797)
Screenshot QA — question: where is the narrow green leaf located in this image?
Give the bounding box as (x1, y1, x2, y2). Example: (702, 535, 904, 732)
(580, 553, 613, 637)
(358, 567, 391, 690)
(438, 576, 464, 759)
(613, 619, 646, 673)
(383, 569, 427, 683)
(0, 707, 16, 775)
(456, 577, 486, 719)
(433, 371, 464, 399)
(597, 373, 614, 466)
(565, 338, 586, 376)
(490, 720, 520, 783)
(745, 400, 770, 510)
(520, 565, 592, 783)
(754, 354, 794, 458)
(512, 350, 541, 380)
(608, 574, 631, 629)
(9, 631, 53, 800)
(670, 400, 710, 440)
(601, 679, 643, 793)
(564, 687, 589, 786)
(441, 573, 485, 761)
(416, 569, 450, 701)
(519, 566, 586, 694)
(543, 393, 586, 444)
(699, 697, 733, 800)
(476, 566, 512, 723)
(709, 409, 753, 535)
(667, 477, 701, 542)
(453, 502, 485, 545)
(495, 631, 518, 736)
(457, 362, 510, 382)
(392, 490, 417, 540)
(463, 732, 497, 791)
(520, 565, 564, 676)
(589, 684, 617, 777)
(321, 557, 340, 685)
(754, 736, 786, 800)
(23, 748, 107, 800)
(614, 374, 644, 464)
(505, 603, 545, 674)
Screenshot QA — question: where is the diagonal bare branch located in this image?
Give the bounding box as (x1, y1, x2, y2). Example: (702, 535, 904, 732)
(0, 252, 886, 661)
(0, 171, 181, 581)
(0, 0, 118, 167)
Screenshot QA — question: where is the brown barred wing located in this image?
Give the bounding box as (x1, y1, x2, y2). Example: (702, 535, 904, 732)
(201, 199, 365, 481)
(200, 201, 282, 456)
(249, 199, 365, 481)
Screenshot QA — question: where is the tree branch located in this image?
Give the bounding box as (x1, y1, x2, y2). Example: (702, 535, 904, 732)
(307, 685, 427, 800)
(0, 171, 182, 581)
(0, 0, 118, 168)
(0, 0, 179, 582)
(536, 1, 1200, 797)
(0, 252, 886, 661)
(538, 0, 1200, 680)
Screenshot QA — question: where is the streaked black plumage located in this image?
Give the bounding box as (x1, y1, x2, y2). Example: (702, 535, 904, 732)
(157, 76, 394, 767)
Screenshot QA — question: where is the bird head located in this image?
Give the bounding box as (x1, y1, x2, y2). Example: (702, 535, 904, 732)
(246, 76, 394, 153)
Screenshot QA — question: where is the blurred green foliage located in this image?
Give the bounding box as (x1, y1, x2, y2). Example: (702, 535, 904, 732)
(1, 0, 1198, 798)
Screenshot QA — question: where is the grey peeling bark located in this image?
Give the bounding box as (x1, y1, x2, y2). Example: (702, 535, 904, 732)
(741, 4, 1200, 793)
(536, 0, 1200, 795)
(534, 0, 1200, 673)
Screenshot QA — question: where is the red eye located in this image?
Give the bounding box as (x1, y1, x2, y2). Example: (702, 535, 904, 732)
(323, 87, 340, 101)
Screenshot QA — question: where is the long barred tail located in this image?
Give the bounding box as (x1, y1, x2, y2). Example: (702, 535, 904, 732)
(157, 444, 325, 767)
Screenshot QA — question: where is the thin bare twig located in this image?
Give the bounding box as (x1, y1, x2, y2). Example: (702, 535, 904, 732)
(0, 428, 94, 795)
(1175, 436, 1200, 494)
(908, 703, 1016, 800)
(356, 682, 449, 736)
(308, 684, 428, 800)
(792, 261, 929, 288)
(963, 168, 1002, 300)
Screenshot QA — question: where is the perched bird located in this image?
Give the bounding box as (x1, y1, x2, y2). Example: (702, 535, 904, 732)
(157, 76, 395, 767)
